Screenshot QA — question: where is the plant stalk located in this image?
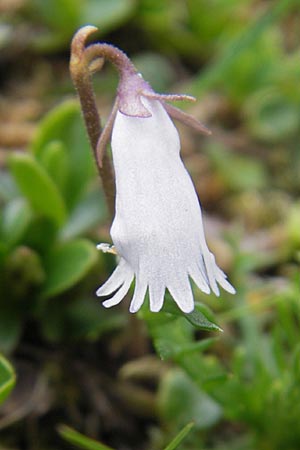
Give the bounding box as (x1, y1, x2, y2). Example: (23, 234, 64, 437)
(70, 26, 115, 219)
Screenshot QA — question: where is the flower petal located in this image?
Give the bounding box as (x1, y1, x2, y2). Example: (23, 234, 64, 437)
(215, 266, 236, 294)
(129, 278, 147, 313)
(96, 257, 132, 296)
(167, 275, 194, 314)
(202, 252, 236, 297)
(102, 272, 134, 308)
(203, 252, 220, 296)
(189, 264, 210, 294)
(149, 282, 165, 313)
(105, 96, 235, 313)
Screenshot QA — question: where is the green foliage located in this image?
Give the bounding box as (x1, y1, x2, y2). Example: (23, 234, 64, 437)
(29, 0, 136, 51)
(1, 199, 32, 249)
(216, 281, 300, 450)
(158, 370, 221, 429)
(9, 152, 67, 226)
(0, 100, 110, 355)
(142, 301, 222, 361)
(59, 422, 195, 450)
(0, 354, 16, 405)
(163, 422, 195, 450)
(58, 425, 114, 450)
(32, 100, 96, 208)
(189, 0, 298, 97)
(41, 239, 98, 299)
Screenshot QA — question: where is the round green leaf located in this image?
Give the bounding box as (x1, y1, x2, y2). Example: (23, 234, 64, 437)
(41, 239, 98, 298)
(9, 152, 67, 226)
(0, 354, 16, 405)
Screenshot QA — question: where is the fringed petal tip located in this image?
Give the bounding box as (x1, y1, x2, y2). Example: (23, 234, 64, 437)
(96, 255, 235, 314)
(203, 252, 236, 297)
(96, 258, 133, 307)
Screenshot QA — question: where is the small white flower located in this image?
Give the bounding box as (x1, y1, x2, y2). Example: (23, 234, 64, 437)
(96, 66, 235, 314)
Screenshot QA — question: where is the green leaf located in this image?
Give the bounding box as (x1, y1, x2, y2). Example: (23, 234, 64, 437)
(32, 0, 81, 32)
(60, 189, 107, 240)
(22, 217, 58, 254)
(185, 303, 223, 332)
(32, 100, 77, 153)
(57, 425, 114, 450)
(0, 354, 16, 405)
(31, 0, 135, 51)
(0, 172, 19, 202)
(41, 239, 98, 298)
(40, 140, 69, 193)
(32, 100, 95, 208)
(286, 202, 300, 248)
(0, 305, 23, 354)
(9, 153, 67, 226)
(82, 0, 135, 33)
(164, 337, 219, 359)
(158, 370, 222, 430)
(1, 198, 32, 248)
(40, 296, 124, 342)
(163, 422, 194, 450)
(147, 315, 192, 360)
(164, 299, 222, 332)
(190, 0, 299, 96)
(63, 298, 124, 341)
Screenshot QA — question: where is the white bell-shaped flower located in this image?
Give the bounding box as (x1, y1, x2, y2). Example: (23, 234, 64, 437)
(96, 88, 235, 313)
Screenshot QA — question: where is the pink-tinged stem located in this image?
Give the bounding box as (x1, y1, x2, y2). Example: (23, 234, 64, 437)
(70, 26, 115, 219)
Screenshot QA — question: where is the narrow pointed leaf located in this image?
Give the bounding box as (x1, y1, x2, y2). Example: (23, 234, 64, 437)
(58, 425, 114, 450)
(163, 422, 194, 450)
(185, 304, 223, 332)
(0, 354, 16, 405)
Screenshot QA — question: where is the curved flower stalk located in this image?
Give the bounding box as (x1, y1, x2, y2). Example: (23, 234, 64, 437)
(70, 26, 235, 314)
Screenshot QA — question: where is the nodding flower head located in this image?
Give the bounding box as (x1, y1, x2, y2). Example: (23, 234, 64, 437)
(75, 30, 236, 313)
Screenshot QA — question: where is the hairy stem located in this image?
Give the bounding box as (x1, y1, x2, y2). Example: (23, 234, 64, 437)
(70, 26, 115, 219)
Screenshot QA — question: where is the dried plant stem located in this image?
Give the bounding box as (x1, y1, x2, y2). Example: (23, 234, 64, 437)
(70, 26, 115, 219)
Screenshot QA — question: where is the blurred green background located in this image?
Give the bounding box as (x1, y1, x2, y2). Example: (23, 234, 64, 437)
(0, 0, 300, 449)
